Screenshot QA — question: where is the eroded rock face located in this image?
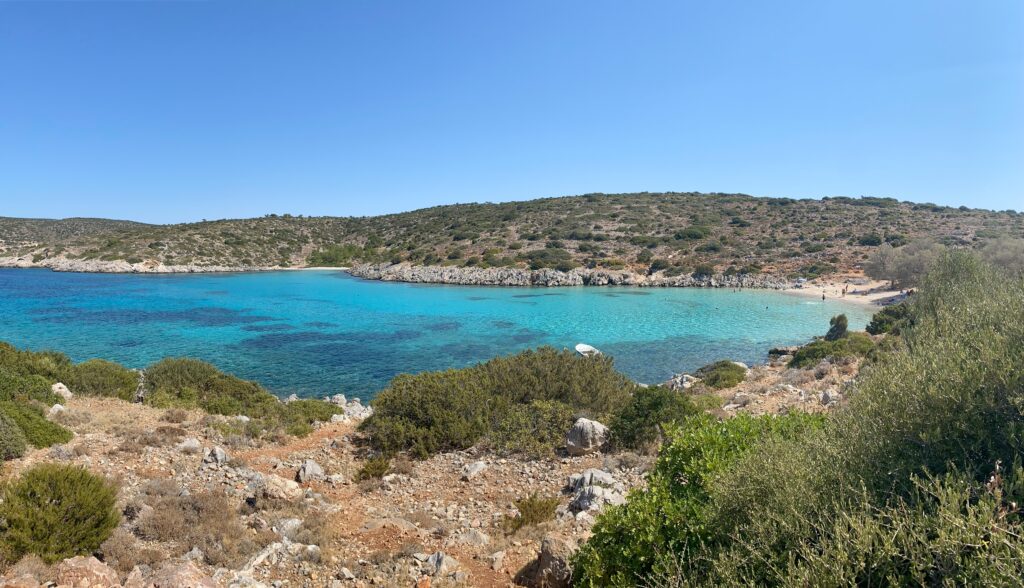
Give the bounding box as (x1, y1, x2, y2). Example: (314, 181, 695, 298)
(565, 418, 609, 456)
(54, 556, 120, 587)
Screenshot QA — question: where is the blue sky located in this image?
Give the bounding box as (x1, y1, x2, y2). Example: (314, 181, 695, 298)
(1, 1, 1021, 223)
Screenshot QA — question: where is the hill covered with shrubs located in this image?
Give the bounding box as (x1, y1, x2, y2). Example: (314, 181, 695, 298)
(2, 193, 1021, 279)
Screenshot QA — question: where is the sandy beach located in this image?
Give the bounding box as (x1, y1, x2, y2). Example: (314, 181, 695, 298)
(784, 276, 902, 307)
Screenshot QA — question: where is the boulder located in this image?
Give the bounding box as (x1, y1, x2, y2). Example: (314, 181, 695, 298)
(516, 536, 575, 588)
(47, 404, 65, 419)
(569, 485, 626, 513)
(177, 437, 202, 454)
(565, 418, 608, 456)
(426, 551, 459, 576)
(54, 556, 120, 587)
(202, 446, 228, 465)
(461, 461, 487, 481)
(567, 468, 616, 492)
(454, 529, 490, 547)
(296, 459, 324, 483)
(147, 561, 217, 587)
(52, 382, 73, 402)
(263, 474, 302, 500)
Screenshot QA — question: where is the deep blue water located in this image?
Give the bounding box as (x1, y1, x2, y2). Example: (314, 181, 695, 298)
(0, 269, 872, 400)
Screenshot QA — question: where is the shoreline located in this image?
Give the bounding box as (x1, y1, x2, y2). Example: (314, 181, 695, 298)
(0, 257, 900, 302)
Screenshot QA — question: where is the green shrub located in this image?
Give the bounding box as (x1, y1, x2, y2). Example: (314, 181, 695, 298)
(787, 332, 873, 368)
(865, 302, 910, 335)
(144, 358, 337, 437)
(0, 464, 119, 563)
(0, 369, 59, 405)
(356, 457, 391, 480)
(67, 359, 137, 400)
(501, 492, 560, 535)
(0, 412, 27, 460)
(573, 413, 823, 586)
(824, 314, 848, 341)
(0, 402, 73, 448)
(694, 361, 746, 389)
(610, 386, 696, 451)
(491, 399, 575, 458)
(0, 343, 73, 382)
(361, 346, 635, 458)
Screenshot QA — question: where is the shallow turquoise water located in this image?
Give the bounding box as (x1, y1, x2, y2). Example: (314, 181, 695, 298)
(0, 269, 872, 400)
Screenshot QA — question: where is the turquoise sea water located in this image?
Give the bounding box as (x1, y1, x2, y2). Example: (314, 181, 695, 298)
(0, 269, 872, 400)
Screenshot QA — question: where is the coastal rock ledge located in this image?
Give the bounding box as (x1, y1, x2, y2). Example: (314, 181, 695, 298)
(348, 263, 790, 288)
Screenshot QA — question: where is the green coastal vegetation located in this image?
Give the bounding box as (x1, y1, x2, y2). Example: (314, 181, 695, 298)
(3, 193, 1022, 280)
(0, 249, 1021, 585)
(573, 252, 1024, 586)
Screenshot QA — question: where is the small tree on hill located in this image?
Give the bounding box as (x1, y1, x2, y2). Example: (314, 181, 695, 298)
(825, 314, 848, 341)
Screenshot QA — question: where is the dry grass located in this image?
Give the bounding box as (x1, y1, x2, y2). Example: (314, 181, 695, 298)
(99, 528, 164, 574)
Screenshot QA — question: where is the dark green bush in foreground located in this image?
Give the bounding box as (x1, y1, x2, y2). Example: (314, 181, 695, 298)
(576, 252, 1024, 587)
(866, 301, 911, 335)
(610, 386, 697, 451)
(0, 464, 119, 563)
(361, 346, 636, 458)
(0, 412, 28, 460)
(0, 402, 72, 448)
(694, 360, 746, 389)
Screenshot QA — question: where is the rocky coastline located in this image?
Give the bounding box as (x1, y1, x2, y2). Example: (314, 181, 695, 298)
(0, 255, 793, 289)
(0, 255, 275, 274)
(348, 262, 792, 288)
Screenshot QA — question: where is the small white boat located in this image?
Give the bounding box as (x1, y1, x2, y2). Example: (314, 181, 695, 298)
(575, 343, 601, 357)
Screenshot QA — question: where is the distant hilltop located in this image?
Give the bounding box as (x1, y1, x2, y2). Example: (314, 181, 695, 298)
(1, 193, 1021, 281)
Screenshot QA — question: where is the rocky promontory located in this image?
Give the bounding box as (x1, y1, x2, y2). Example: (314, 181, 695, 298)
(348, 262, 791, 289)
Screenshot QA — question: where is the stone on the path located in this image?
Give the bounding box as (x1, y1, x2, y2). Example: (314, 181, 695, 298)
(565, 418, 609, 456)
(202, 445, 228, 465)
(517, 536, 575, 588)
(177, 437, 202, 454)
(263, 474, 303, 500)
(461, 461, 487, 481)
(296, 458, 325, 482)
(426, 551, 459, 576)
(567, 468, 616, 492)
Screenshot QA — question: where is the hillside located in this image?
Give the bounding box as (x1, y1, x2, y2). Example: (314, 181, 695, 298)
(1, 193, 1021, 279)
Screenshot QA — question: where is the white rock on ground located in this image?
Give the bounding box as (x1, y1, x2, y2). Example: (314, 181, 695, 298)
(565, 418, 609, 456)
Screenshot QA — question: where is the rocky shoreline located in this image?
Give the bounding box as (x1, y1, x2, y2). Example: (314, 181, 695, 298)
(347, 262, 792, 288)
(0, 255, 275, 274)
(0, 256, 793, 289)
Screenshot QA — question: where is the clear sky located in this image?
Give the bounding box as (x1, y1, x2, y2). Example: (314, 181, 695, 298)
(1, 1, 1021, 223)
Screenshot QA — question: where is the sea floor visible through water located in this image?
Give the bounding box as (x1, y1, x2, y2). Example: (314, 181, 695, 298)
(0, 269, 873, 400)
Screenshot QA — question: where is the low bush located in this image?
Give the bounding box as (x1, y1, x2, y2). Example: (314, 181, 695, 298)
(362, 346, 635, 458)
(0, 369, 60, 405)
(824, 314, 847, 341)
(501, 492, 560, 535)
(491, 399, 575, 457)
(137, 487, 268, 567)
(788, 332, 873, 369)
(574, 413, 823, 586)
(356, 457, 391, 480)
(865, 301, 910, 335)
(610, 386, 696, 451)
(145, 358, 339, 437)
(66, 359, 137, 400)
(0, 412, 28, 460)
(694, 361, 746, 389)
(0, 402, 73, 448)
(0, 464, 119, 563)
